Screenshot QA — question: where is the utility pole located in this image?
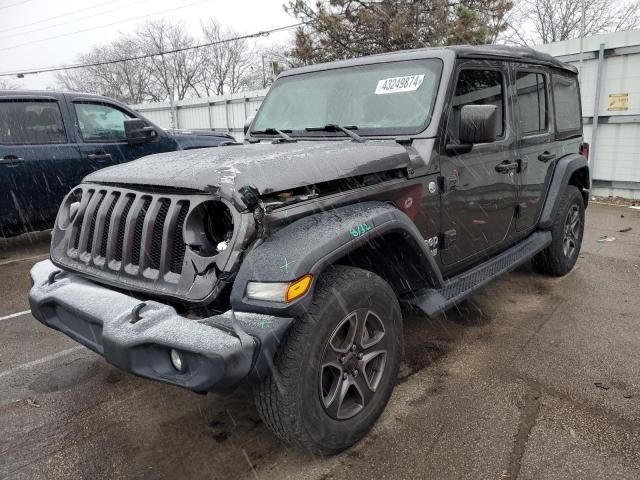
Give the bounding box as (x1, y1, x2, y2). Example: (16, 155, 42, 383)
(169, 88, 178, 130)
(579, 0, 586, 79)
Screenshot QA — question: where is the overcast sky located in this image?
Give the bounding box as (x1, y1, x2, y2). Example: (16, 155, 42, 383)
(0, 0, 294, 90)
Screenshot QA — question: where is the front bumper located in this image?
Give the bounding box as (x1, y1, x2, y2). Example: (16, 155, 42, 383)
(29, 260, 292, 392)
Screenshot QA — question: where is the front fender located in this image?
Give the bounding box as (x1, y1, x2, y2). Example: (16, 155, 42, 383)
(230, 201, 443, 317)
(539, 153, 589, 229)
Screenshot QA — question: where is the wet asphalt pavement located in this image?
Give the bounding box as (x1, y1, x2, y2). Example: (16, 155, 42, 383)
(1, 203, 639, 480)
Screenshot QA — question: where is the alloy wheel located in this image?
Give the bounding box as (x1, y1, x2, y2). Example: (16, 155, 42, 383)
(319, 308, 389, 420)
(563, 204, 581, 258)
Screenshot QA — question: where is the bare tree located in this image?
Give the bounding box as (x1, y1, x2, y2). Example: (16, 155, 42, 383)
(135, 19, 203, 101)
(199, 20, 260, 96)
(53, 18, 265, 103)
(55, 35, 158, 104)
(503, 0, 640, 45)
(0, 78, 22, 89)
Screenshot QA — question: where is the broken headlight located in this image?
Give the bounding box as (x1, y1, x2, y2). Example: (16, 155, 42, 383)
(184, 200, 234, 257)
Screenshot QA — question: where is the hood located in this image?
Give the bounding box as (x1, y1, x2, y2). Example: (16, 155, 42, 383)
(84, 139, 411, 200)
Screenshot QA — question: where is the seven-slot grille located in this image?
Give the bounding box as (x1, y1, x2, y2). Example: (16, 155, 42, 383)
(65, 187, 190, 281)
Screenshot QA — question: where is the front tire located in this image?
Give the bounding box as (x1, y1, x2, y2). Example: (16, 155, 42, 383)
(533, 185, 585, 276)
(254, 266, 402, 455)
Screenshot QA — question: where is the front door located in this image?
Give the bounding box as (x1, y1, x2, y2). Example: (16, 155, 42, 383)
(69, 100, 174, 175)
(439, 64, 519, 267)
(0, 97, 81, 234)
(512, 67, 556, 232)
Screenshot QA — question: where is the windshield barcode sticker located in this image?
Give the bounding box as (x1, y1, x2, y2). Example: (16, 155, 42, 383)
(375, 74, 425, 94)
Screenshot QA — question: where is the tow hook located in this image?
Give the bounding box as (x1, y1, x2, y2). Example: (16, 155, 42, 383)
(47, 270, 62, 285)
(130, 303, 147, 324)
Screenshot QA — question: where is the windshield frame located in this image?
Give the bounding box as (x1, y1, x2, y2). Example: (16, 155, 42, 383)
(250, 57, 445, 140)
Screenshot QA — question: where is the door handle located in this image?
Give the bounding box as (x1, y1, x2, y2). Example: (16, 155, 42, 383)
(0, 155, 25, 167)
(495, 160, 519, 174)
(538, 151, 556, 163)
(87, 152, 112, 162)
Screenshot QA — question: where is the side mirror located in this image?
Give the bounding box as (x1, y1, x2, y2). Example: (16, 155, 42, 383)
(243, 115, 255, 135)
(459, 105, 498, 144)
(124, 118, 157, 144)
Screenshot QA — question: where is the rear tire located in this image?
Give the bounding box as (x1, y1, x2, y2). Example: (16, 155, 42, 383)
(254, 266, 402, 455)
(532, 185, 585, 276)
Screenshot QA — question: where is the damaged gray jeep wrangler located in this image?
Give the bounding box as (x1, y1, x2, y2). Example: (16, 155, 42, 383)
(29, 45, 589, 454)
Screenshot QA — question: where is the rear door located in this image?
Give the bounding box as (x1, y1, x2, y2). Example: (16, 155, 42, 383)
(69, 98, 175, 170)
(0, 96, 81, 234)
(512, 66, 557, 232)
(439, 63, 518, 266)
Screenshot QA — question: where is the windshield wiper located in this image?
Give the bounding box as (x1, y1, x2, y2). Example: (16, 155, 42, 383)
(304, 124, 365, 143)
(252, 127, 297, 143)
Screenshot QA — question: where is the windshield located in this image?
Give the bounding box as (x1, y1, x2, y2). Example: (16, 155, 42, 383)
(252, 59, 443, 136)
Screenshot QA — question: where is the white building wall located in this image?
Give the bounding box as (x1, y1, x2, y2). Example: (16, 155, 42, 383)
(536, 29, 640, 199)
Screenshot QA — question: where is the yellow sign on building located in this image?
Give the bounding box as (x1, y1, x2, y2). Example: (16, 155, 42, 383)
(607, 93, 629, 111)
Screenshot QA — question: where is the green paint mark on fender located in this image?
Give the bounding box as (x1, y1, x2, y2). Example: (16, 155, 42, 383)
(349, 222, 372, 238)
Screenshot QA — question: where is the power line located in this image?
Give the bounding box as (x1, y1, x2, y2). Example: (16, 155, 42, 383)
(0, 0, 210, 53)
(0, 0, 152, 39)
(0, 22, 306, 78)
(0, 0, 116, 34)
(0, 0, 35, 11)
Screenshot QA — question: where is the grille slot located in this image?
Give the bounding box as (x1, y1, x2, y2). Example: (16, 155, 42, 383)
(86, 191, 106, 255)
(150, 199, 170, 270)
(115, 195, 135, 262)
(171, 202, 190, 274)
(72, 190, 94, 250)
(99, 192, 120, 258)
(131, 197, 151, 267)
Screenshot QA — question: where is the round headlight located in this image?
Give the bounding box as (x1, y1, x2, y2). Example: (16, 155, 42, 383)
(184, 200, 234, 256)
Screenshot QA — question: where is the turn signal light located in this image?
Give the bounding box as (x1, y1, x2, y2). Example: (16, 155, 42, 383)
(285, 274, 313, 302)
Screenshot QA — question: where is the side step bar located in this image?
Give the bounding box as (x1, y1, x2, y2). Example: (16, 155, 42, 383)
(406, 231, 552, 318)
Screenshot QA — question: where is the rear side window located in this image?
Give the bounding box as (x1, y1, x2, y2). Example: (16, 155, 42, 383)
(449, 69, 504, 141)
(516, 72, 548, 135)
(552, 74, 581, 133)
(74, 102, 133, 142)
(0, 100, 67, 145)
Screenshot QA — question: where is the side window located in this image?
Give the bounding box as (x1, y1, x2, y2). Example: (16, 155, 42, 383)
(516, 72, 548, 135)
(0, 100, 67, 145)
(448, 69, 504, 142)
(552, 74, 581, 133)
(74, 102, 133, 142)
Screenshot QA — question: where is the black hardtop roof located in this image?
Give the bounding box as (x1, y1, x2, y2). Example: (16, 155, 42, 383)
(280, 44, 577, 77)
(447, 45, 577, 73)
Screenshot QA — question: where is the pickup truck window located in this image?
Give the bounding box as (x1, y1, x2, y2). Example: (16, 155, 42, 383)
(0, 100, 67, 145)
(252, 59, 443, 136)
(74, 102, 133, 142)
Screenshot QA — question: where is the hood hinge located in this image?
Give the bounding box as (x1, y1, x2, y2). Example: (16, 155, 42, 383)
(437, 174, 457, 193)
(439, 230, 457, 250)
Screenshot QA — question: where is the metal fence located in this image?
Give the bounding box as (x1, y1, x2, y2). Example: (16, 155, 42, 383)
(131, 30, 640, 199)
(130, 89, 268, 142)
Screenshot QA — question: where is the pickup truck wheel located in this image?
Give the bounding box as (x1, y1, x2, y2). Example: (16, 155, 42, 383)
(533, 185, 585, 276)
(254, 266, 402, 455)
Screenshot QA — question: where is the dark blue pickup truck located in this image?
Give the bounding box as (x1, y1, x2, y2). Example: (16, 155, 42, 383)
(0, 90, 235, 237)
